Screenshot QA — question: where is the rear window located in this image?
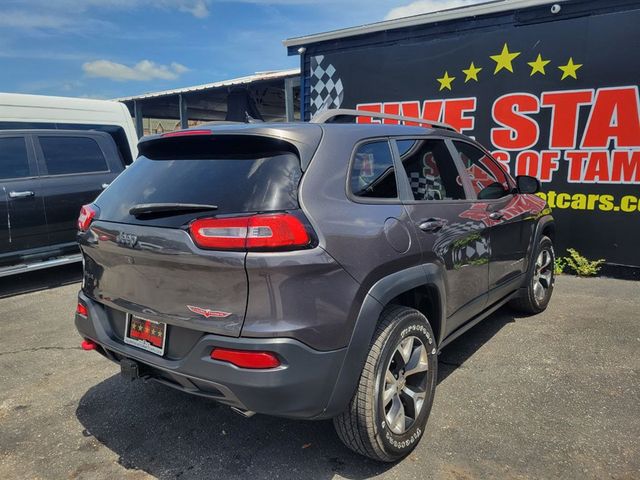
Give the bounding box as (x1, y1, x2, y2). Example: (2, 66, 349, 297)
(39, 136, 108, 175)
(97, 136, 302, 227)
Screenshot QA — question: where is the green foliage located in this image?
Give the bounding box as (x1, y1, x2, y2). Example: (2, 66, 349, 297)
(554, 257, 567, 275)
(564, 248, 605, 276)
(452, 233, 481, 249)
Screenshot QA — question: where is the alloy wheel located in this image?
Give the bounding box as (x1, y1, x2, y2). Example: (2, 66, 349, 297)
(533, 248, 554, 303)
(382, 336, 430, 435)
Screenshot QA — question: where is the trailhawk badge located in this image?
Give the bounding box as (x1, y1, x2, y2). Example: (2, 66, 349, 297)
(187, 305, 232, 318)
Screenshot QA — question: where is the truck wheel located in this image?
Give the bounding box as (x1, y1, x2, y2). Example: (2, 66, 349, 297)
(510, 235, 555, 314)
(333, 305, 437, 462)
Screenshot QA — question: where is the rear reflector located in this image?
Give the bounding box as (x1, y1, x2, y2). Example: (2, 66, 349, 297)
(210, 348, 281, 369)
(76, 302, 88, 317)
(77, 204, 96, 232)
(81, 339, 97, 351)
(190, 213, 311, 251)
(161, 129, 212, 138)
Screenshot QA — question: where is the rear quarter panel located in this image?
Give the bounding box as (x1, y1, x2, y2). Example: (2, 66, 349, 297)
(295, 128, 424, 345)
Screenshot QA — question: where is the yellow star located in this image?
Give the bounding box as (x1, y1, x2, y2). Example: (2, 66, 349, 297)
(462, 62, 482, 82)
(490, 43, 521, 74)
(437, 71, 455, 91)
(527, 54, 550, 76)
(558, 57, 583, 80)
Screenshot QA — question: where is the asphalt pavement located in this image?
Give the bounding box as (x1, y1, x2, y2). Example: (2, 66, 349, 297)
(0, 267, 638, 479)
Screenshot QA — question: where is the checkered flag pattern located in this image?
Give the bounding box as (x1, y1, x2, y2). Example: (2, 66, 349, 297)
(433, 221, 490, 266)
(409, 172, 444, 201)
(310, 55, 344, 116)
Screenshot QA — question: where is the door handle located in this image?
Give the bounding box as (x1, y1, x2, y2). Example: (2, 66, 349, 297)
(418, 218, 447, 233)
(101, 183, 110, 189)
(489, 211, 504, 220)
(9, 190, 34, 199)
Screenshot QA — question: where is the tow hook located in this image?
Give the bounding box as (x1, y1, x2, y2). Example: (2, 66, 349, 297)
(120, 358, 141, 382)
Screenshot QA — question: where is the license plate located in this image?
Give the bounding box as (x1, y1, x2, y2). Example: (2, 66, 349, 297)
(124, 314, 167, 356)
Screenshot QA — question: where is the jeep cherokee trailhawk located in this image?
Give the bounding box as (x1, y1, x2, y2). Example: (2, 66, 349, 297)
(75, 109, 555, 462)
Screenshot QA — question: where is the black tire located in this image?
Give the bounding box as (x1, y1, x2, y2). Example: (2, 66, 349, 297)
(333, 305, 437, 462)
(510, 235, 555, 314)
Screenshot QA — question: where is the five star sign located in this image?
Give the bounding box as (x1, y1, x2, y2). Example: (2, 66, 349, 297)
(490, 43, 521, 73)
(435, 42, 583, 91)
(462, 62, 482, 82)
(558, 57, 583, 80)
(437, 71, 455, 91)
(528, 53, 550, 76)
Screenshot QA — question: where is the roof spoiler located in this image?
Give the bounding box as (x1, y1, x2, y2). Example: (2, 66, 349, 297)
(310, 108, 457, 132)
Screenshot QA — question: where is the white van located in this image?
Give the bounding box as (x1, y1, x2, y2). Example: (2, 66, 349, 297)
(0, 93, 138, 164)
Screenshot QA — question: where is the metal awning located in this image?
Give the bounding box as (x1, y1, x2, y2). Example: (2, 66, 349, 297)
(283, 0, 563, 48)
(113, 69, 299, 102)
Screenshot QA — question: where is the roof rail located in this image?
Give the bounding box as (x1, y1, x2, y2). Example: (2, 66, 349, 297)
(310, 108, 457, 132)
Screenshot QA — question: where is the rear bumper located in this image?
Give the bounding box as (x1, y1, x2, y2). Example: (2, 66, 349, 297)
(75, 291, 347, 419)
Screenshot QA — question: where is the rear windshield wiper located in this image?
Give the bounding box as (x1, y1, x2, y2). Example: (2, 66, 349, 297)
(129, 203, 219, 218)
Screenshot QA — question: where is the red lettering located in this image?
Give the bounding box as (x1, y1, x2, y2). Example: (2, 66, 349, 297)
(565, 151, 588, 182)
(382, 102, 400, 124)
(582, 87, 640, 148)
(491, 150, 511, 171)
(583, 151, 610, 182)
(516, 151, 539, 177)
(444, 98, 476, 133)
(611, 150, 640, 183)
(539, 151, 561, 182)
(356, 103, 382, 124)
(398, 100, 444, 127)
(399, 101, 420, 123)
(491, 93, 540, 150)
(541, 90, 593, 149)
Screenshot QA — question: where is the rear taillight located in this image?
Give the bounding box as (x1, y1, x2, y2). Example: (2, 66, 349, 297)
(77, 204, 97, 232)
(190, 213, 311, 251)
(76, 302, 88, 317)
(211, 348, 281, 369)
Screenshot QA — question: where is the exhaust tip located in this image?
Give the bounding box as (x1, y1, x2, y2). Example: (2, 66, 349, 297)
(230, 406, 256, 418)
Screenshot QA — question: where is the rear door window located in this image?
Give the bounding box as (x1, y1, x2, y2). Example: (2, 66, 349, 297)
(39, 136, 109, 175)
(397, 139, 466, 201)
(0, 137, 31, 180)
(349, 141, 398, 199)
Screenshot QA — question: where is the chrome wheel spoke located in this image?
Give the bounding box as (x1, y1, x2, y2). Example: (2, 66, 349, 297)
(397, 337, 414, 367)
(539, 250, 551, 269)
(385, 369, 396, 385)
(386, 395, 406, 434)
(382, 385, 396, 407)
(534, 281, 545, 301)
(404, 343, 428, 378)
(540, 270, 552, 287)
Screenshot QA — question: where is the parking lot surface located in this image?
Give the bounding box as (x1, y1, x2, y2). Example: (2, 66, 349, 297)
(0, 268, 638, 480)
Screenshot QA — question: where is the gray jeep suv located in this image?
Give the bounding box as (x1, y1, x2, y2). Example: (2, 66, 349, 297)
(75, 110, 555, 462)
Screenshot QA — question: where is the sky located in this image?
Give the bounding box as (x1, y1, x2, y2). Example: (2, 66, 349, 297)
(0, 0, 480, 99)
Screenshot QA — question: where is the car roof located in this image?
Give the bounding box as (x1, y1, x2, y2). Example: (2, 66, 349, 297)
(138, 122, 472, 169)
(139, 121, 463, 144)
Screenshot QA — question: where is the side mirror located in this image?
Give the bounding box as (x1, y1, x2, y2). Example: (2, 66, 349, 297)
(516, 175, 541, 194)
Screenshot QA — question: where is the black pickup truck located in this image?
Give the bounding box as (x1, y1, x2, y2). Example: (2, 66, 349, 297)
(0, 129, 126, 277)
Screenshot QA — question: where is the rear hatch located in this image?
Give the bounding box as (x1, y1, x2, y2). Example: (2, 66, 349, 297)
(80, 131, 308, 337)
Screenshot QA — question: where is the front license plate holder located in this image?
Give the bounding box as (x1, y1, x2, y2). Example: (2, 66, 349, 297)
(124, 314, 167, 356)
